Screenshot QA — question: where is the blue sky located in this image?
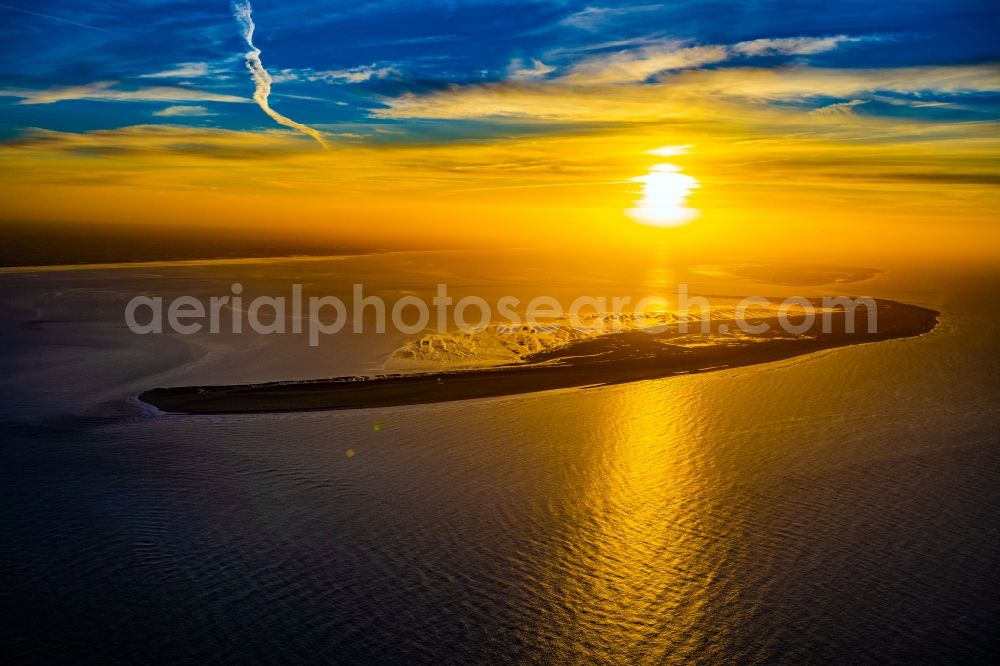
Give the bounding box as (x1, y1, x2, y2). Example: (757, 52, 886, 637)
(0, 0, 997, 141)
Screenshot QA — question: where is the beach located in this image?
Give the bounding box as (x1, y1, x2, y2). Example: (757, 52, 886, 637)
(140, 299, 938, 414)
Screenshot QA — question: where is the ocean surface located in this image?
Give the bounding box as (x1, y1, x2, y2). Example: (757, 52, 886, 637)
(1, 250, 998, 663)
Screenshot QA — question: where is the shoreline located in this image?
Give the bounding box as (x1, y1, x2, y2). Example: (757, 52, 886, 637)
(139, 299, 939, 414)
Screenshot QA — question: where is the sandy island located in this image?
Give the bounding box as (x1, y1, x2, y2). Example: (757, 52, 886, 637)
(140, 299, 938, 414)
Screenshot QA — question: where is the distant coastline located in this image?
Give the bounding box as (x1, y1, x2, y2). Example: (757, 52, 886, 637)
(0, 254, 362, 274)
(0, 221, 379, 270)
(140, 299, 939, 414)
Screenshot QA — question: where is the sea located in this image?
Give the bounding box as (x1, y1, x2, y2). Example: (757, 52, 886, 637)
(1, 249, 997, 663)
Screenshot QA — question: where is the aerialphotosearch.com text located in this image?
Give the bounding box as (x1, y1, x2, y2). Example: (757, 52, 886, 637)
(124, 283, 878, 346)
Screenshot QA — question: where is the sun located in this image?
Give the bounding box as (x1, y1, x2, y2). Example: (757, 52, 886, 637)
(627, 146, 701, 228)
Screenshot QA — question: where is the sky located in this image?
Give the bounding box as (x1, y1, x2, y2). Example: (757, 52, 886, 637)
(0, 0, 997, 260)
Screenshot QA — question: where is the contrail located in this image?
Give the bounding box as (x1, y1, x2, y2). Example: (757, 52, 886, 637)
(0, 2, 119, 35)
(233, 1, 328, 149)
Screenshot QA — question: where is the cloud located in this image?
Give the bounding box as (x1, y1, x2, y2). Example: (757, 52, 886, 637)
(376, 82, 691, 122)
(563, 43, 729, 84)
(0, 81, 247, 105)
(273, 64, 398, 84)
(666, 64, 1000, 100)
(733, 35, 871, 57)
(233, 0, 328, 149)
(321, 64, 397, 83)
(140, 62, 212, 79)
(648, 145, 691, 156)
(810, 99, 867, 117)
(153, 105, 217, 117)
(376, 65, 1000, 121)
(507, 58, 555, 80)
(1, 125, 319, 161)
(868, 94, 966, 110)
(560, 5, 663, 31)
(559, 35, 876, 85)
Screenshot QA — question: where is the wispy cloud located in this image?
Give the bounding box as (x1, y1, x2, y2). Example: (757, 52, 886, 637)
(544, 35, 671, 59)
(376, 64, 1000, 121)
(372, 28, 996, 124)
(233, 1, 328, 149)
(272, 64, 398, 84)
(1, 125, 319, 162)
(153, 105, 217, 117)
(560, 35, 874, 84)
(733, 35, 873, 56)
(809, 99, 867, 117)
(507, 58, 555, 80)
(140, 62, 214, 79)
(560, 5, 663, 31)
(0, 81, 247, 105)
(666, 64, 1000, 100)
(563, 43, 729, 83)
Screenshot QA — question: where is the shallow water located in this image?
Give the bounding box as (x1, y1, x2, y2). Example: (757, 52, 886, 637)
(1, 253, 998, 663)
